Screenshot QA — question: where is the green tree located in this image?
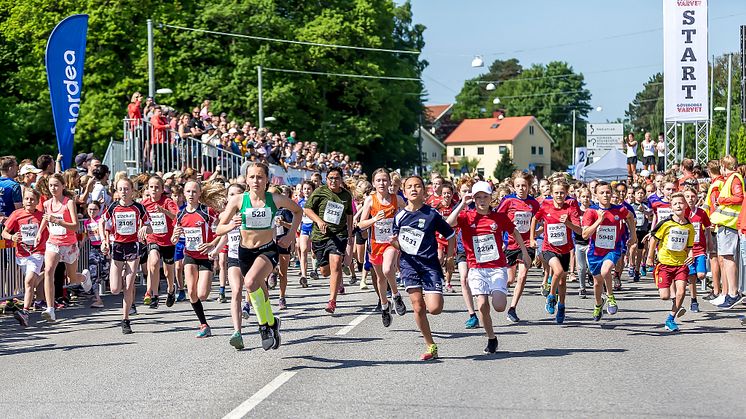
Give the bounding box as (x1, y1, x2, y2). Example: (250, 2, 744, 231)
(451, 58, 523, 120)
(493, 149, 516, 181)
(626, 73, 663, 135)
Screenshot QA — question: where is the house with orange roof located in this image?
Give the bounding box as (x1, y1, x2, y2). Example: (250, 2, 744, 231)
(444, 112, 552, 179)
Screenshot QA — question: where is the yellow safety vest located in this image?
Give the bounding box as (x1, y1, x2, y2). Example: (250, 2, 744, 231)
(702, 176, 725, 216)
(709, 172, 744, 229)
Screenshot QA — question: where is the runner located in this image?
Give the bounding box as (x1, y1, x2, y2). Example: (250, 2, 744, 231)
(447, 181, 531, 352)
(574, 187, 593, 298)
(630, 186, 653, 282)
(497, 171, 539, 322)
(169, 184, 188, 302)
(357, 168, 407, 327)
(391, 175, 454, 360)
(171, 181, 222, 338)
(582, 181, 636, 321)
(83, 200, 107, 308)
(142, 176, 179, 308)
(530, 179, 581, 324)
(303, 167, 354, 314)
(273, 185, 295, 310)
(455, 176, 478, 328)
(217, 163, 301, 349)
(100, 177, 151, 334)
(296, 181, 316, 287)
(683, 187, 710, 313)
(435, 182, 457, 292)
(646, 192, 695, 331)
(39, 173, 92, 322)
(2, 189, 47, 326)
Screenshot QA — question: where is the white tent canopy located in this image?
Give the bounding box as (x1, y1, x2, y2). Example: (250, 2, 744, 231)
(577, 149, 629, 181)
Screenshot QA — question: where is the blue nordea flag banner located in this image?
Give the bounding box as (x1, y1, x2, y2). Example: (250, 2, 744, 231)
(45, 14, 89, 170)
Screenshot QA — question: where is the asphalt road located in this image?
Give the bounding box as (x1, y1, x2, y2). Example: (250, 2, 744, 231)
(1, 265, 745, 419)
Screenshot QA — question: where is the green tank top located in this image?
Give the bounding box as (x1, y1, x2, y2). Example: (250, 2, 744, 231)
(240, 191, 277, 230)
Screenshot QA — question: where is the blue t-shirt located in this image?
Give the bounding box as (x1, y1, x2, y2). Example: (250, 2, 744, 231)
(0, 177, 21, 217)
(393, 204, 454, 272)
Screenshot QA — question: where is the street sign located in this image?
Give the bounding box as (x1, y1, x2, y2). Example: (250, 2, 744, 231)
(586, 123, 622, 163)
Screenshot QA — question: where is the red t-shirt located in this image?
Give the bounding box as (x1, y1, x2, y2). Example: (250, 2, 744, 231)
(582, 205, 630, 256)
(177, 204, 218, 259)
(534, 200, 580, 254)
(142, 195, 179, 247)
(496, 194, 540, 250)
(4, 208, 46, 257)
(651, 200, 673, 224)
(457, 209, 514, 269)
(103, 201, 149, 243)
(686, 207, 711, 256)
(435, 201, 455, 246)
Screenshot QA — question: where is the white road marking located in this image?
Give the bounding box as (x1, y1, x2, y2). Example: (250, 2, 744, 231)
(336, 313, 371, 335)
(222, 371, 297, 419)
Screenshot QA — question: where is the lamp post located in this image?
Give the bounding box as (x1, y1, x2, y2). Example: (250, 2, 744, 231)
(726, 53, 733, 155)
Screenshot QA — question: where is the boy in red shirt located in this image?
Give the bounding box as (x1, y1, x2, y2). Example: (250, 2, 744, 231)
(683, 187, 710, 313)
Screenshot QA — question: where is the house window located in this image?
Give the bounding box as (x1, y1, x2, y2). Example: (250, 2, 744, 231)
(477, 147, 484, 155)
(531, 146, 537, 155)
(499, 146, 507, 154)
(422, 152, 427, 161)
(477, 168, 485, 176)
(431, 152, 437, 158)
(529, 125, 535, 135)
(539, 146, 544, 155)
(454, 147, 462, 157)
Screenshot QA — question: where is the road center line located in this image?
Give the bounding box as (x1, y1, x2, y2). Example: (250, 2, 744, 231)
(336, 313, 371, 335)
(222, 371, 297, 419)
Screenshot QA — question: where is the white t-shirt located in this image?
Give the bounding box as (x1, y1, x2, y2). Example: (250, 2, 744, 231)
(89, 182, 112, 207)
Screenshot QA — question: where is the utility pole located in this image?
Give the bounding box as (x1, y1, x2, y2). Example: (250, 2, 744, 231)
(147, 19, 155, 98)
(726, 53, 733, 155)
(258, 66, 264, 129)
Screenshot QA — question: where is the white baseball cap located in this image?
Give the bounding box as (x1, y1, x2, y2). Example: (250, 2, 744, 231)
(471, 181, 492, 196)
(19, 164, 42, 175)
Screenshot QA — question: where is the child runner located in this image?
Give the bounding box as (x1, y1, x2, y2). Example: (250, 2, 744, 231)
(683, 187, 710, 313)
(435, 182, 457, 292)
(2, 189, 47, 326)
(630, 186, 653, 282)
(296, 181, 316, 287)
(83, 200, 107, 308)
(448, 181, 531, 352)
(530, 180, 581, 324)
(646, 192, 695, 331)
(455, 177, 479, 328)
(391, 175, 454, 360)
(582, 181, 636, 321)
(142, 176, 179, 308)
(274, 185, 295, 310)
(574, 187, 593, 298)
(497, 170, 539, 322)
(101, 178, 151, 334)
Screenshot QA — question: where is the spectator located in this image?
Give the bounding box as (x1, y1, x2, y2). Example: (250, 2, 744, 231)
(36, 154, 55, 176)
(128, 92, 142, 123)
(0, 155, 22, 217)
(143, 96, 156, 120)
(18, 164, 41, 192)
(75, 153, 95, 175)
(90, 164, 112, 208)
(201, 125, 220, 171)
(199, 100, 211, 120)
(150, 106, 170, 169)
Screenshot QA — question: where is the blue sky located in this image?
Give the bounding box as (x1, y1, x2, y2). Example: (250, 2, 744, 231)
(405, 0, 746, 122)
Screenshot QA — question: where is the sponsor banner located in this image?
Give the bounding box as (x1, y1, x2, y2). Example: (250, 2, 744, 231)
(45, 14, 89, 170)
(663, 0, 708, 122)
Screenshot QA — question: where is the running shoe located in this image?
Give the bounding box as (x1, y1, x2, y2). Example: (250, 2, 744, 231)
(299, 276, 308, 288)
(556, 303, 566, 324)
(176, 289, 187, 302)
(81, 269, 92, 293)
(421, 343, 438, 361)
(342, 265, 351, 276)
(607, 295, 618, 315)
(375, 301, 381, 312)
(665, 316, 679, 332)
(545, 295, 556, 315)
(242, 301, 251, 319)
(42, 307, 56, 322)
(717, 294, 743, 309)
(270, 317, 281, 349)
(294, 260, 300, 269)
(593, 302, 604, 321)
(278, 297, 287, 311)
(325, 300, 337, 314)
(121, 319, 132, 334)
(446, 284, 456, 293)
(640, 265, 647, 277)
(393, 294, 407, 316)
(628, 267, 635, 278)
(612, 277, 622, 291)
(166, 292, 175, 308)
(690, 300, 700, 313)
(484, 337, 498, 354)
(702, 291, 718, 301)
(710, 293, 726, 305)
(541, 283, 550, 297)
(129, 304, 137, 316)
(33, 301, 44, 311)
(268, 273, 278, 290)
(359, 279, 369, 290)
(143, 293, 152, 306)
(150, 296, 159, 309)
(466, 314, 480, 328)
(676, 307, 687, 319)
(310, 271, 319, 281)
(218, 292, 227, 304)
(349, 273, 358, 285)
(382, 306, 392, 327)
(229, 331, 244, 350)
(196, 324, 212, 338)
(579, 288, 588, 299)
(259, 324, 275, 350)
(338, 285, 346, 295)
(633, 271, 640, 282)
(14, 309, 29, 327)
(506, 308, 519, 323)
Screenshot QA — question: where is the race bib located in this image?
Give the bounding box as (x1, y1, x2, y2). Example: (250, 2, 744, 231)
(183, 227, 203, 252)
(374, 218, 394, 244)
(692, 222, 701, 243)
(86, 221, 100, 242)
(513, 211, 531, 234)
(473, 234, 499, 263)
(657, 207, 673, 222)
(21, 223, 38, 245)
(635, 211, 645, 227)
(546, 223, 567, 246)
(301, 214, 312, 225)
(399, 226, 424, 255)
(244, 207, 272, 229)
(227, 228, 241, 259)
(150, 212, 168, 234)
(275, 216, 285, 236)
(323, 201, 344, 225)
(595, 225, 617, 250)
(115, 212, 137, 235)
(667, 227, 689, 252)
(49, 222, 66, 236)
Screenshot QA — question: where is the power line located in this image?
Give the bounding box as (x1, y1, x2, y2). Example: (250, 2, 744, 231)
(496, 89, 588, 100)
(159, 23, 421, 55)
(471, 63, 661, 85)
(263, 67, 420, 81)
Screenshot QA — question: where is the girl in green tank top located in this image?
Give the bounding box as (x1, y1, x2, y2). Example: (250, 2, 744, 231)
(240, 191, 278, 230)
